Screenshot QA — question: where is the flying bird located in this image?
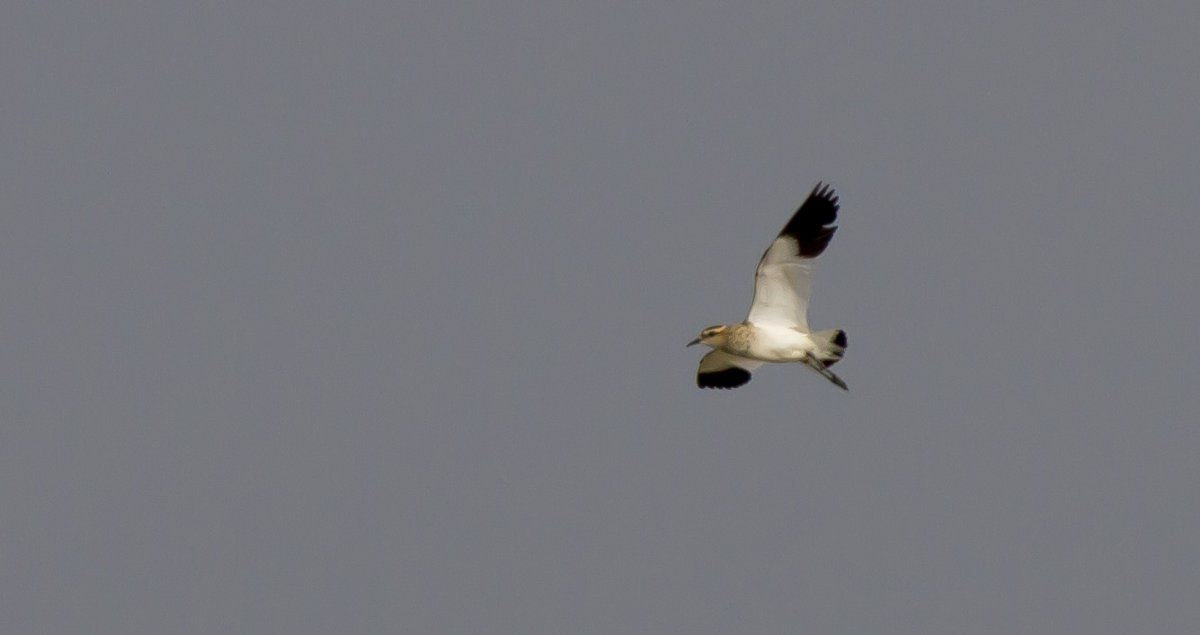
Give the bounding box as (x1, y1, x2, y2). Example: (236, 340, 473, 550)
(688, 182, 848, 391)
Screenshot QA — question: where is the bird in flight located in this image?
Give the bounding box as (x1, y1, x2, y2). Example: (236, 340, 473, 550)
(688, 182, 848, 391)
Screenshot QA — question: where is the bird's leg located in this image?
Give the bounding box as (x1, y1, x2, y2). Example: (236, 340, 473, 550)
(804, 354, 849, 391)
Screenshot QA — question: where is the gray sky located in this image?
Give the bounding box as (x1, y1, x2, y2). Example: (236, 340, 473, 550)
(4, 2, 1199, 633)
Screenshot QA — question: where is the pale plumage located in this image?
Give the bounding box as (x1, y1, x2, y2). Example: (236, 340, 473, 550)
(688, 183, 848, 390)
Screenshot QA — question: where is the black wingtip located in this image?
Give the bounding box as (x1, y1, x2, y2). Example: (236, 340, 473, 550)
(809, 181, 839, 210)
(778, 182, 840, 257)
(697, 367, 752, 389)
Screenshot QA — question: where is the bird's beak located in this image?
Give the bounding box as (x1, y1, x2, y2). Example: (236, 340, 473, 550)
(686, 337, 701, 348)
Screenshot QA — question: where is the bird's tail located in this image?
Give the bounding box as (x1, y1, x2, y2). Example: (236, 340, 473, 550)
(811, 328, 847, 367)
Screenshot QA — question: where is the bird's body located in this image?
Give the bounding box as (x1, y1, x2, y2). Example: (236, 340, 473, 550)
(718, 323, 817, 362)
(688, 183, 849, 391)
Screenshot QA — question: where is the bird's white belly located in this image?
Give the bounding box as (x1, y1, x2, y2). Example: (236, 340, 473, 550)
(742, 325, 817, 362)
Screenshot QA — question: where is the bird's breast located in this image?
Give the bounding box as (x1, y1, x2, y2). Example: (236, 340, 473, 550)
(736, 325, 815, 362)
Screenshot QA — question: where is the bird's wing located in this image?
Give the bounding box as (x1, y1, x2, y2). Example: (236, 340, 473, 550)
(745, 183, 840, 332)
(696, 350, 763, 390)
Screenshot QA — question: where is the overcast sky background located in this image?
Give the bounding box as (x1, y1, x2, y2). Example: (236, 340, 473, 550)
(4, 2, 1199, 633)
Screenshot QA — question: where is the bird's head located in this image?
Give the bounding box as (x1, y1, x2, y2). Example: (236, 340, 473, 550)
(687, 324, 730, 348)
